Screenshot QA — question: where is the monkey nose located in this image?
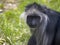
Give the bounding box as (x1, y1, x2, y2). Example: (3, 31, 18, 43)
(30, 21, 36, 28)
(32, 21, 36, 26)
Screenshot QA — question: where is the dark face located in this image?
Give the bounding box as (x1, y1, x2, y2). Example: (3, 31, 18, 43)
(27, 14, 41, 28)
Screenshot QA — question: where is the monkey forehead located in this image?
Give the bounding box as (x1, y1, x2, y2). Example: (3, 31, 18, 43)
(25, 8, 46, 16)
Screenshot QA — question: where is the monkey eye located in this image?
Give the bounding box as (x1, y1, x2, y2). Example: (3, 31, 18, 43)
(27, 15, 40, 19)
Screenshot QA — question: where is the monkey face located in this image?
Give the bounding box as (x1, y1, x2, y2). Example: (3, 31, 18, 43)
(20, 4, 49, 28)
(27, 14, 41, 28)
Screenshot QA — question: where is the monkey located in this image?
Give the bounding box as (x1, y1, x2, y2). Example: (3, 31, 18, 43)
(20, 3, 60, 45)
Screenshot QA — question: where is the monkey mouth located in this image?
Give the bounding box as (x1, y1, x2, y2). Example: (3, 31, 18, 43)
(28, 24, 37, 28)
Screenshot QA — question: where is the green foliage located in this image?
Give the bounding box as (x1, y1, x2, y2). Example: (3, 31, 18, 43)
(0, 9, 31, 45)
(41, 0, 60, 12)
(0, 4, 4, 9)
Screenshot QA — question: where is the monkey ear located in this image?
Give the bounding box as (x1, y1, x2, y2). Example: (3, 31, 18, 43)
(20, 12, 26, 19)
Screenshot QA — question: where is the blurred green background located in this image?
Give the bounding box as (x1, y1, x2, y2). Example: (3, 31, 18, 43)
(0, 0, 60, 45)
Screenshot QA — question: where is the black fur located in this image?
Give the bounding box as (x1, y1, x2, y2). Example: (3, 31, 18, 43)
(25, 3, 60, 45)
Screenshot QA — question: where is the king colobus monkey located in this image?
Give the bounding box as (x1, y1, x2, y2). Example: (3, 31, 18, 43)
(20, 3, 60, 45)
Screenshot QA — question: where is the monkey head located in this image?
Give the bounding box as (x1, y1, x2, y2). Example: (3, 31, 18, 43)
(20, 3, 48, 28)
